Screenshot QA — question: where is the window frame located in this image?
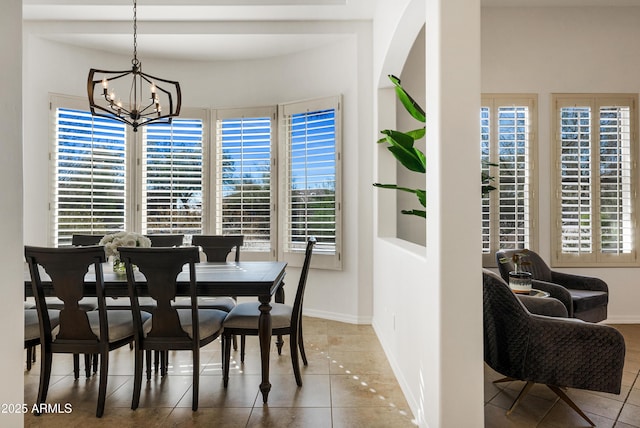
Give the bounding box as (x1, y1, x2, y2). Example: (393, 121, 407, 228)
(50, 94, 343, 270)
(278, 96, 343, 270)
(49, 94, 131, 246)
(210, 106, 278, 261)
(481, 94, 538, 267)
(551, 93, 639, 267)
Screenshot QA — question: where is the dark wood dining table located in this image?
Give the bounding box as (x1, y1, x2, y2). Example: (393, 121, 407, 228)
(24, 260, 287, 403)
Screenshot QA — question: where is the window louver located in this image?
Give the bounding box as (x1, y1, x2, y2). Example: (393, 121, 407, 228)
(281, 101, 340, 259)
(481, 96, 535, 264)
(215, 115, 273, 252)
(53, 107, 127, 246)
(142, 118, 204, 237)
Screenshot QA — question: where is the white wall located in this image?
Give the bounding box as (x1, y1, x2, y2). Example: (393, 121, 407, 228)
(0, 1, 24, 426)
(397, 26, 426, 245)
(482, 6, 640, 323)
(373, 0, 484, 427)
(22, 21, 373, 324)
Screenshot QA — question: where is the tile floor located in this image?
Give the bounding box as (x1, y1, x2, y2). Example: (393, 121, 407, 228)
(485, 323, 640, 427)
(24, 318, 640, 427)
(24, 316, 418, 427)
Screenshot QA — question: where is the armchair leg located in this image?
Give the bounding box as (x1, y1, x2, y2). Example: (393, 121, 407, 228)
(502, 381, 596, 427)
(493, 376, 516, 384)
(505, 381, 534, 415)
(547, 385, 595, 427)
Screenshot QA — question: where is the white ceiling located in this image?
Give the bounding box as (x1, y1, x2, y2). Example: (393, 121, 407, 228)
(23, 0, 376, 61)
(24, 0, 640, 62)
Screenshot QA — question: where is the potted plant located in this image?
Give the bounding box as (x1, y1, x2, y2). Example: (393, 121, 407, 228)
(374, 75, 495, 218)
(499, 250, 532, 294)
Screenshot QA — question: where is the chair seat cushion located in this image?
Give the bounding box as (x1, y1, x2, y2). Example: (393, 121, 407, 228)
(223, 302, 292, 330)
(142, 309, 226, 340)
(24, 309, 60, 341)
(25, 297, 99, 311)
(106, 296, 157, 310)
(569, 289, 608, 313)
(90, 310, 149, 342)
(172, 296, 236, 312)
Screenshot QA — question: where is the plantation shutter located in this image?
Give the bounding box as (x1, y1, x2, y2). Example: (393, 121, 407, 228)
(214, 107, 275, 258)
(554, 94, 637, 266)
(480, 106, 491, 255)
(52, 97, 127, 247)
(279, 96, 342, 270)
(141, 112, 205, 238)
(481, 95, 536, 266)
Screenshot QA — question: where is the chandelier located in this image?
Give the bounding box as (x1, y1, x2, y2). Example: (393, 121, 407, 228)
(87, 0, 181, 132)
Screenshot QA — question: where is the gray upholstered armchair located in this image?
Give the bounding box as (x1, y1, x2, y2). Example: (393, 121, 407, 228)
(483, 269, 625, 425)
(496, 248, 608, 322)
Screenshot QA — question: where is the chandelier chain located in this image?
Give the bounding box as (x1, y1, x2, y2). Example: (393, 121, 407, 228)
(132, 0, 138, 66)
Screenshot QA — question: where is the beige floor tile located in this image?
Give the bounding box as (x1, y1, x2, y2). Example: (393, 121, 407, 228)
(537, 402, 615, 428)
(485, 402, 540, 428)
(24, 407, 172, 428)
(332, 406, 418, 428)
(330, 373, 410, 410)
(107, 375, 193, 409)
(326, 350, 393, 376)
(256, 374, 331, 408)
(166, 407, 252, 427)
(247, 407, 332, 428)
(326, 335, 384, 353)
(618, 402, 640, 427)
(177, 375, 258, 408)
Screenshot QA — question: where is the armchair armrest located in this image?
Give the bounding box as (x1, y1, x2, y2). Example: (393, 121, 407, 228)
(518, 296, 568, 318)
(550, 271, 608, 292)
(531, 279, 573, 317)
(527, 316, 625, 393)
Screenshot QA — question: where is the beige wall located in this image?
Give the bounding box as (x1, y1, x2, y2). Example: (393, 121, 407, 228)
(0, 0, 24, 426)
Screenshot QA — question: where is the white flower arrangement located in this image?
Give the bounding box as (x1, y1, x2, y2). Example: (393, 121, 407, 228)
(99, 231, 152, 259)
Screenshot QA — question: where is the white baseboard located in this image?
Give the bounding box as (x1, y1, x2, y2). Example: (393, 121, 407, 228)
(371, 319, 421, 427)
(302, 308, 372, 325)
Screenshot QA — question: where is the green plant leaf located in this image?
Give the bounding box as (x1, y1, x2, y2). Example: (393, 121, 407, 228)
(388, 146, 426, 173)
(380, 130, 426, 173)
(377, 128, 424, 145)
(382, 129, 415, 150)
(389, 75, 426, 123)
(401, 209, 426, 218)
(373, 183, 426, 209)
(405, 127, 426, 140)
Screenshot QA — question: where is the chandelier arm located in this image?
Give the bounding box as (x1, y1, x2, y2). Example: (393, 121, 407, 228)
(88, 106, 136, 128)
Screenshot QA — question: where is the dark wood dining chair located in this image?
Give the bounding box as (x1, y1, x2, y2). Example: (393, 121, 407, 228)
(145, 234, 184, 247)
(24, 308, 59, 371)
(179, 235, 244, 347)
(119, 246, 227, 411)
(71, 234, 104, 246)
(222, 237, 315, 387)
(25, 245, 144, 418)
(191, 234, 244, 262)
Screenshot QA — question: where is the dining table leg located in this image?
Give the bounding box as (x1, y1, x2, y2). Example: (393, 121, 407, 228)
(258, 295, 272, 403)
(275, 281, 285, 353)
